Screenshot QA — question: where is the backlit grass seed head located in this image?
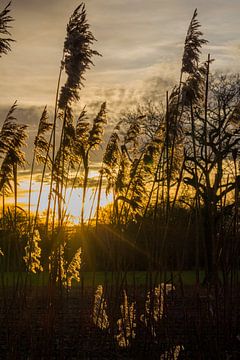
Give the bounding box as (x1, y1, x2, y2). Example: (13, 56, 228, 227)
(66, 248, 82, 288)
(92, 285, 109, 330)
(160, 345, 183, 360)
(23, 229, 43, 273)
(140, 284, 175, 335)
(49, 243, 66, 284)
(49, 244, 81, 288)
(116, 290, 136, 348)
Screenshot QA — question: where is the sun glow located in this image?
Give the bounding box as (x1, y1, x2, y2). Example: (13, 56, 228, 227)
(3, 171, 113, 224)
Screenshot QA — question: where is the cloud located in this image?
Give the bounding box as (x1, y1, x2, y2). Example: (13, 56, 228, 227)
(0, 0, 240, 168)
(1, 0, 240, 110)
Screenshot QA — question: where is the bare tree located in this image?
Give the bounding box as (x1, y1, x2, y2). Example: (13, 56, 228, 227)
(183, 74, 240, 283)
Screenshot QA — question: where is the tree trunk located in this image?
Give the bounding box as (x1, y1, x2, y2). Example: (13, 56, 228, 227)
(202, 203, 217, 285)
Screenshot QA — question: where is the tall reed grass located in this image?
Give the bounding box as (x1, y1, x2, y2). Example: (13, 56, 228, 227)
(0, 3, 239, 358)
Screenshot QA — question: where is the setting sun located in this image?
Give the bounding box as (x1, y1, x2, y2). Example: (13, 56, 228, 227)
(6, 171, 113, 224)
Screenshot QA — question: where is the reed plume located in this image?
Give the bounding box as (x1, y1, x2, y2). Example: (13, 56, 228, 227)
(182, 8, 208, 75)
(0, 1, 14, 57)
(23, 229, 43, 273)
(103, 129, 121, 195)
(76, 102, 107, 223)
(0, 102, 27, 224)
(75, 107, 90, 158)
(58, 3, 101, 109)
(45, 2, 101, 230)
(92, 284, 109, 330)
(116, 290, 136, 348)
(33, 106, 52, 165)
(0, 101, 19, 155)
(140, 284, 175, 337)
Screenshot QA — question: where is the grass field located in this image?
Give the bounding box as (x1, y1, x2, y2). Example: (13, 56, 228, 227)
(0, 270, 210, 287)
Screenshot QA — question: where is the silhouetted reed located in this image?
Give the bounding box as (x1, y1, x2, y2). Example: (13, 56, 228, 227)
(0, 3, 240, 359)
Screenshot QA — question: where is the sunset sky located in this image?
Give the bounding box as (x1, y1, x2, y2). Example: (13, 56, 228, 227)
(1, 0, 240, 126)
(0, 0, 238, 228)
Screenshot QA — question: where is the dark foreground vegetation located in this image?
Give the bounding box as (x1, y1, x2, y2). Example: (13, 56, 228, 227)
(0, 2, 240, 359)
